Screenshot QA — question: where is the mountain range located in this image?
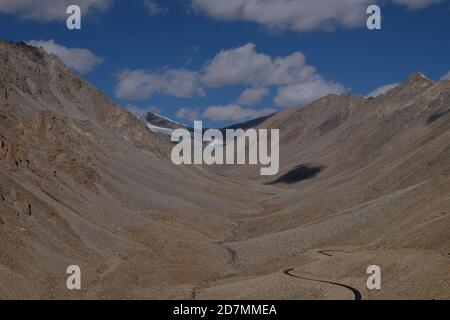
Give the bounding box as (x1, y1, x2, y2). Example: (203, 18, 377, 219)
(0, 40, 448, 299)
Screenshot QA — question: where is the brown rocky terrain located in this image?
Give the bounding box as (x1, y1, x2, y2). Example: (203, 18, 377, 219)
(0, 40, 448, 299)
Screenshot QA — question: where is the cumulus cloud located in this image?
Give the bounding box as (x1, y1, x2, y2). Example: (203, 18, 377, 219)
(115, 69, 205, 100)
(202, 43, 272, 87)
(237, 87, 270, 105)
(367, 83, 400, 97)
(190, 0, 374, 33)
(190, 0, 447, 32)
(202, 43, 344, 107)
(275, 78, 346, 107)
(144, 0, 168, 15)
(117, 43, 344, 107)
(441, 70, 450, 80)
(27, 39, 103, 74)
(392, 0, 445, 9)
(0, 0, 113, 21)
(176, 107, 201, 121)
(202, 43, 315, 87)
(202, 104, 277, 122)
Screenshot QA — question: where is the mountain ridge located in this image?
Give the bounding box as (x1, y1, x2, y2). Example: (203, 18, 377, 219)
(0, 39, 449, 299)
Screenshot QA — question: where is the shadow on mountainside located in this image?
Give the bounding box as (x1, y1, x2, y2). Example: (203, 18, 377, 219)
(427, 110, 450, 124)
(266, 163, 324, 185)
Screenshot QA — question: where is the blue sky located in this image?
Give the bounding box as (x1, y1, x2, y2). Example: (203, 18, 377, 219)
(1, 0, 450, 127)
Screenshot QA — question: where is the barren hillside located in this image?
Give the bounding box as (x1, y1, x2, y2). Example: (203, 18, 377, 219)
(0, 40, 448, 299)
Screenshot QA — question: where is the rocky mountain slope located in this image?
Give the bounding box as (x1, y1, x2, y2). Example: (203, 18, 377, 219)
(0, 40, 448, 299)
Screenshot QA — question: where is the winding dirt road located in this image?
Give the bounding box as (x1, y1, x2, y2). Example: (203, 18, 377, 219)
(283, 268, 362, 300)
(283, 250, 362, 300)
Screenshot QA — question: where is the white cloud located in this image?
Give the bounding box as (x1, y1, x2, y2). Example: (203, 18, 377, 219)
(27, 39, 103, 74)
(392, 0, 445, 9)
(191, 0, 374, 33)
(202, 43, 343, 107)
(191, 0, 447, 32)
(202, 43, 272, 87)
(237, 87, 270, 105)
(275, 78, 346, 107)
(144, 0, 168, 15)
(176, 107, 201, 121)
(116, 43, 345, 107)
(202, 43, 315, 87)
(125, 105, 160, 118)
(115, 69, 205, 100)
(202, 104, 277, 122)
(441, 70, 450, 80)
(0, 0, 113, 21)
(367, 83, 400, 97)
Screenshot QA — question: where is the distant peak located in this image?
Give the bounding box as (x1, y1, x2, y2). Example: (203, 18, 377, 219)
(400, 72, 434, 90)
(0, 39, 48, 63)
(408, 72, 431, 81)
(145, 111, 182, 130)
